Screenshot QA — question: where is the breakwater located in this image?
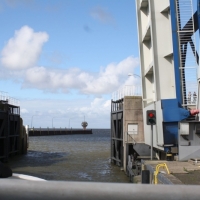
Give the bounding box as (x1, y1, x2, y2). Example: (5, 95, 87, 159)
(29, 128, 92, 136)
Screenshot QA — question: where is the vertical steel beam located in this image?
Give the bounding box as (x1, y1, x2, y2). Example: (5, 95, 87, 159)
(170, 0, 183, 105)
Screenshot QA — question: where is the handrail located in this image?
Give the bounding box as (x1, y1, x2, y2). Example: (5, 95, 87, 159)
(1, 179, 200, 200)
(0, 91, 20, 106)
(154, 163, 170, 184)
(112, 85, 142, 101)
(125, 131, 143, 144)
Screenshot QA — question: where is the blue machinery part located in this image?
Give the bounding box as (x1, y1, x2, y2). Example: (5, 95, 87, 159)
(160, 0, 199, 152)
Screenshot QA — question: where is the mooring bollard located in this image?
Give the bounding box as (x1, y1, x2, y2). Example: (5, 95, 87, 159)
(154, 163, 170, 184)
(142, 170, 150, 184)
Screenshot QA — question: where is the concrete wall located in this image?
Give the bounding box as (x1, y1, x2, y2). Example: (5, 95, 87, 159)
(123, 96, 144, 171)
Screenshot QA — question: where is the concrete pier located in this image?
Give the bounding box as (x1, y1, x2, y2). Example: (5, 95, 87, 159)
(29, 128, 92, 136)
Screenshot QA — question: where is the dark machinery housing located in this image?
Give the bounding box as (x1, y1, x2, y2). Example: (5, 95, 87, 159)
(0, 99, 27, 162)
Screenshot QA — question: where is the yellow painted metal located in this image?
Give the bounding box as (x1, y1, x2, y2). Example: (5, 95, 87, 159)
(154, 163, 170, 184)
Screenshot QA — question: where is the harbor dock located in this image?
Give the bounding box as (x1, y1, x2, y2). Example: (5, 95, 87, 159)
(127, 159, 200, 185)
(142, 160, 200, 185)
(28, 128, 92, 136)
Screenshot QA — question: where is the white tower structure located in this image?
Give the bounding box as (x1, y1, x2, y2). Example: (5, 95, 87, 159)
(136, 0, 199, 160)
(136, 0, 176, 153)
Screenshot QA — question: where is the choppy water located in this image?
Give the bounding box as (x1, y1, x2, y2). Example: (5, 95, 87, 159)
(8, 129, 130, 183)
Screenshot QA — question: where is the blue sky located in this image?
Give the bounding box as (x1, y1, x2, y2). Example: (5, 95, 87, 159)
(0, 0, 198, 128)
(0, 0, 140, 128)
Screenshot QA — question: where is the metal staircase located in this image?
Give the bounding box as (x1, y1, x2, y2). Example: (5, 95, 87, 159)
(176, 0, 198, 108)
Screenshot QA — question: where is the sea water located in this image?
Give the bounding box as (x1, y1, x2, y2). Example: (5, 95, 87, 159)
(8, 129, 130, 183)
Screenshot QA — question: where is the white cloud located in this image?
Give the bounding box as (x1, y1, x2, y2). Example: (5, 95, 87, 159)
(22, 56, 139, 95)
(82, 56, 139, 94)
(20, 97, 111, 128)
(0, 26, 139, 96)
(79, 97, 111, 116)
(1, 26, 48, 70)
(21, 108, 29, 114)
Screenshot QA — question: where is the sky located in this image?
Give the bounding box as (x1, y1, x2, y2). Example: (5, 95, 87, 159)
(0, 0, 140, 128)
(0, 0, 198, 129)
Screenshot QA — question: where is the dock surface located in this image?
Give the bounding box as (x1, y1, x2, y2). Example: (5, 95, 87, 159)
(142, 160, 200, 185)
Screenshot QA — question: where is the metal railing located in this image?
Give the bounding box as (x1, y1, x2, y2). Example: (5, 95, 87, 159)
(186, 91, 197, 105)
(0, 91, 20, 106)
(176, 0, 198, 108)
(111, 98, 124, 112)
(8, 97, 20, 107)
(0, 91, 8, 101)
(1, 179, 200, 200)
(112, 85, 142, 101)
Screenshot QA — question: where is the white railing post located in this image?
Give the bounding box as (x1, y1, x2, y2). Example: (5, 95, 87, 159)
(111, 85, 142, 101)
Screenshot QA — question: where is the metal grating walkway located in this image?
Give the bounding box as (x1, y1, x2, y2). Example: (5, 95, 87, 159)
(176, 0, 198, 108)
